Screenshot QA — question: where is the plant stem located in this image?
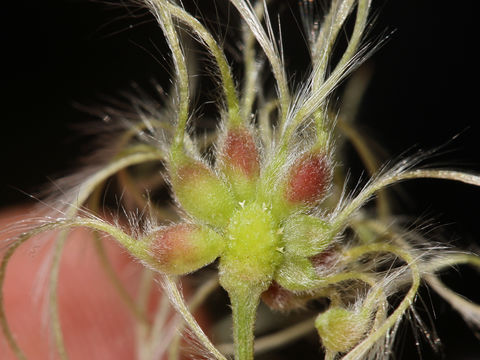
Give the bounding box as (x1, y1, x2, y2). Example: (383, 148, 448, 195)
(162, 276, 226, 360)
(168, 277, 219, 360)
(230, 288, 261, 360)
(217, 316, 316, 356)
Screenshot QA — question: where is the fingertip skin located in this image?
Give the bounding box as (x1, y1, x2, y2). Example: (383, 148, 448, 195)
(0, 207, 144, 360)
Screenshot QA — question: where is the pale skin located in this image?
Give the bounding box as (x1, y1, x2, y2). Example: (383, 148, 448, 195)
(0, 206, 170, 360)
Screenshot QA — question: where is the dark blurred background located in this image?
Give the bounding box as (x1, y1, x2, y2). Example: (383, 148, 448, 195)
(2, 0, 479, 358)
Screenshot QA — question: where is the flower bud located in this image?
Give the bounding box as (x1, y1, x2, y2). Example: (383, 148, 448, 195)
(261, 281, 308, 311)
(274, 255, 320, 291)
(282, 214, 331, 257)
(284, 152, 331, 207)
(315, 307, 370, 353)
(218, 127, 260, 200)
(310, 247, 339, 276)
(149, 223, 224, 275)
(171, 160, 236, 228)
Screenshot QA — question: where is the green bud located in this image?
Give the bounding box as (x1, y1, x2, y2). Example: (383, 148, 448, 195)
(274, 255, 320, 291)
(315, 307, 370, 353)
(148, 223, 224, 275)
(170, 159, 236, 228)
(282, 214, 331, 257)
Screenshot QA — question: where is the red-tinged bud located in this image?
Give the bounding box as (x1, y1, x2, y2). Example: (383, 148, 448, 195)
(285, 152, 331, 206)
(171, 160, 236, 228)
(149, 223, 224, 275)
(310, 248, 339, 276)
(261, 281, 308, 311)
(218, 127, 260, 200)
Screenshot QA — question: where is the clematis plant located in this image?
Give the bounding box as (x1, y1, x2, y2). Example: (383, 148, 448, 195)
(1, 1, 480, 359)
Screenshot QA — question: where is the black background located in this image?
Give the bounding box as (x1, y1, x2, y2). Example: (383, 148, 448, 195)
(2, 0, 479, 359)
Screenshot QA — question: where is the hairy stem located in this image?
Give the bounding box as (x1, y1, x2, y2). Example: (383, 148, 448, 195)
(162, 276, 226, 360)
(49, 234, 69, 360)
(168, 277, 219, 360)
(146, 0, 190, 155)
(0, 235, 29, 360)
(342, 243, 421, 360)
(241, 0, 265, 120)
(136, 268, 155, 360)
(47, 150, 163, 358)
(312, 0, 355, 88)
(331, 169, 480, 236)
(217, 316, 316, 356)
(230, 0, 290, 119)
(159, 0, 242, 125)
(230, 288, 261, 360)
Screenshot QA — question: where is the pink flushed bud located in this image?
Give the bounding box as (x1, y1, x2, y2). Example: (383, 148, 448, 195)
(149, 223, 224, 275)
(285, 153, 331, 206)
(222, 128, 260, 177)
(218, 127, 260, 200)
(261, 281, 308, 311)
(310, 248, 339, 276)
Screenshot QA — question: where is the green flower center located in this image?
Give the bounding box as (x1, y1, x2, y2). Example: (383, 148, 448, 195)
(219, 202, 283, 293)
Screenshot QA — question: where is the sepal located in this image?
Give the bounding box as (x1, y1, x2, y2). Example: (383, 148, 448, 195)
(274, 255, 321, 291)
(170, 157, 236, 228)
(148, 223, 224, 275)
(282, 214, 331, 257)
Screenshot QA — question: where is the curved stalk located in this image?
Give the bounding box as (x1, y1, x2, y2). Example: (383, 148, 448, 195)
(146, 0, 190, 156)
(162, 276, 226, 360)
(168, 277, 219, 360)
(355, 218, 480, 329)
(331, 0, 371, 81)
(230, 0, 290, 119)
(258, 99, 278, 153)
(148, 289, 174, 359)
(341, 243, 421, 360)
(47, 150, 163, 359)
(1, 217, 143, 360)
(158, 0, 242, 125)
(117, 168, 178, 221)
(331, 169, 480, 236)
(425, 274, 480, 325)
(135, 268, 155, 360)
(312, 0, 356, 88)
(240, 1, 266, 120)
(336, 117, 390, 218)
(49, 235, 69, 359)
(0, 235, 30, 360)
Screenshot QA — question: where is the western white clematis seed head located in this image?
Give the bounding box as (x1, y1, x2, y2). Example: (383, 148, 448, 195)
(1, 1, 480, 360)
